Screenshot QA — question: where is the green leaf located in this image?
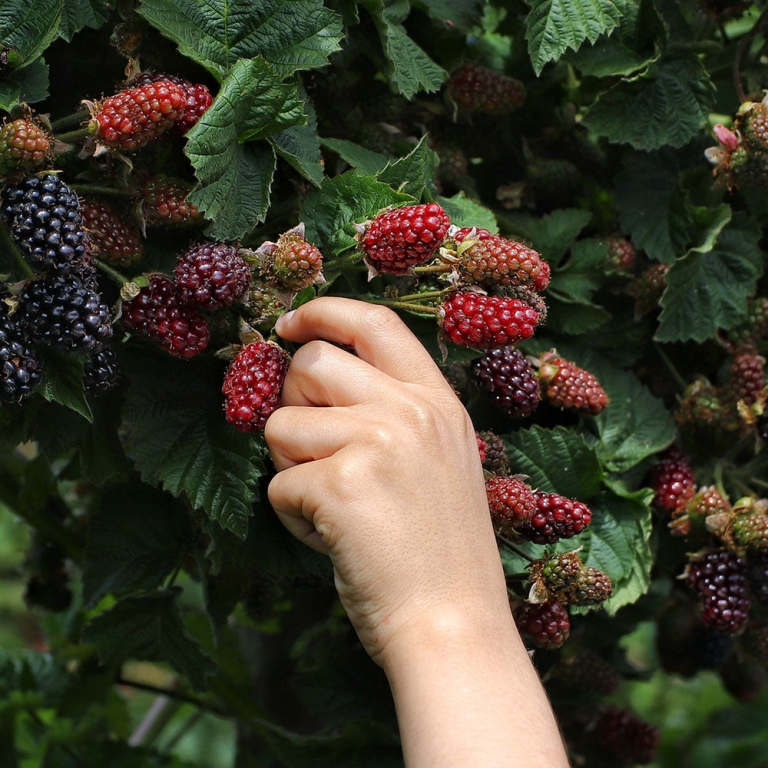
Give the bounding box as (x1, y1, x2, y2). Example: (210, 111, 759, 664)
(504, 426, 604, 500)
(137, 0, 344, 80)
(83, 591, 217, 692)
(436, 192, 498, 233)
(565, 36, 657, 77)
(320, 138, 390, 176)
(524, 0, 624, 75)
(501, 208, 592, 266)
(187, 134, 276, 242)
(549, 238, 608, 303)
(543, 296, 612, 335)
(0, 57, 49, 110)
(301, 172, 414, 256)
(59, 0, 110, 42)
(377, 135, 439, 199)
(37, 348, 92, 423)
(656, 213, 763, 343)
(0, 0, 61, 66)
(582, 52, 715, 149)
(82, 484, 195, 608)
(271, 96, 324, 187)
(121, 349, 267, 539)
(362, 0, 447, 98)
(412, 0, 483, 31)
(613, 150, 692, 263)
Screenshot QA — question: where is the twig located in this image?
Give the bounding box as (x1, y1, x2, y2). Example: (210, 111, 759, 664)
(496, 533, 535, 563)
(117, 677, 228, 717)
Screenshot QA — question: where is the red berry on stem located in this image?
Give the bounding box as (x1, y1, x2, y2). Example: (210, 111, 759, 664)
(174, 241, 250, 310)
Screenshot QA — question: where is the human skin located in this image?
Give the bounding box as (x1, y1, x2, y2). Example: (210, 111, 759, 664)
(265, 297, 570, 767)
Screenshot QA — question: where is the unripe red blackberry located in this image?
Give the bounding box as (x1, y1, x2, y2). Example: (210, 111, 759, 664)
(0, 118, 50, 176)
(485, 475, 535, 536)
(593, 706, 659, 765)
(447, 63, 525, 115)
(81, 197, 143, 268)
(440, 291, 539, 350)
(127, 72, 213, 134)
(670, 485, 731, 538)
(174, 241, 250, 310)
(647, 445, 696, 514)
(359, 203, 450, 274)
(517, 492, 592, 544)
(17, 272, 112, 353)
(729, 498, 768, 554)
(451, 232, 550, 291)
(83, 345, 120, 396)
(726, 349, 765, 407)
(257, 225, 325, 292)
(90, 80, 187, 151)
(140, 175, 201, 228)
(121, 274, 210, 359)
(222, 341, 290, 432)
(629, 262, 669, 315)
(674, 379, 730, 435)
(476, 430, 510, 476)
(605, 236, 637, 273)
(537, 352, 609, 415)
(1, 173, 88, 271)
(471, 346, 540, 418)
(687, 549, 750, 635)
(564, 566, 612, 606)
(513, 600, 570, 649)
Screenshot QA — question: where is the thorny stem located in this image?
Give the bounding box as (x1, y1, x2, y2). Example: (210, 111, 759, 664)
(496, 533, 535, 563)
(94, 258, 129, 286)
(733, 4, 768, 103)
(0, 224, 33, 278)
(49, 108, 89, 131)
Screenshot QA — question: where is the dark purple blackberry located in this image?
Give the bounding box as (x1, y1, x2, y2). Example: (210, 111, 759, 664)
(0, 306, 42, 401)
(747, 552, 768, 606)
(174, 241, 250, 310)
(471, 346, 540, 418)
(593, 706, 659, 765)
(687, 549, 750, 635)
(516, 491, 592, 544)
(83, 345, 120, 395)
(689, 624, 734, 669)
(1, 173, 88, 271)
(17, 273, 112, 353)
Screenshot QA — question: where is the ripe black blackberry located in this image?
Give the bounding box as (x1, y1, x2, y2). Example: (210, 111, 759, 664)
(0, 298, 42, 401)
(687, 549, 750, 635)
(471, 346, 540, 418)
(0, 173, 88, 271)
(16, 272, 113, 353)
(83, 345, 120, 395)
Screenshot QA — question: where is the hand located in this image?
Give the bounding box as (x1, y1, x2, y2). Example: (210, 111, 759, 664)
(265, 297, 505, 664)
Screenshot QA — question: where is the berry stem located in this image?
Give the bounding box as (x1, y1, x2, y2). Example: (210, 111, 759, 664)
(49, 108, 90, 131)
(0, 223, 34, 279)
(367, 297, 440, 316)
(412, 263, 451, 275)
(94, 258, 129, 285)
(653, 341, 687, 391)
(495, 533, 535, 563)
(55, 127, 90, 143)
(395, 289, 449, 302)
(72, 184, 134, 197)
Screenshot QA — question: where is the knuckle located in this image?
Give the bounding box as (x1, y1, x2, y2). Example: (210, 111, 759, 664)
(358, 303, 402, 337)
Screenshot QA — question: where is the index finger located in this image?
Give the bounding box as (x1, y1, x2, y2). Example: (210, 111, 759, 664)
(275, 297, 446, 388)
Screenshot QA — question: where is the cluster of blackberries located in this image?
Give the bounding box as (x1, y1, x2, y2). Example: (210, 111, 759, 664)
(0, 173, 118, 402)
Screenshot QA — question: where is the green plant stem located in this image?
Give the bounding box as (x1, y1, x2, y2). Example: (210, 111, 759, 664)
(117, 677, 227, 717)
(412, 263, 451, 275)
(55, 127, 90, 143)
(495, 533, 535, 563)
(395, 289, 448, 302)
(71, 184, 134, 197)
(49, 109, 89, 131)
(94, 258, 129, 286)
(653, 342, 687, 391)
(0, 224, 33, 278)
(366, 297, 440, 316)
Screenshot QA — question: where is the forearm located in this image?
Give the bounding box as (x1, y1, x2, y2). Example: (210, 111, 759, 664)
(383, 602, 570, 768)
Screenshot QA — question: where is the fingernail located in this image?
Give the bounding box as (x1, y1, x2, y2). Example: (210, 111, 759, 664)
(275, 310, 295, 335)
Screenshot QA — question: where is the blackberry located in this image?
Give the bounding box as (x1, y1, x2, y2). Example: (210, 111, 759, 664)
(471, 346, 540, 418)
(0, 297, 42, 402)
(476, 430, 510, 475)
(17, 273, 112, 353)
(516, 491, 592, 544)
(514, 600, 570, 650)
(687, 549, 750, 635)
(486, 474, 535, 536)
(174, 241, 250, 310)
(0, 173, 88, 271)
(83, 345, 120, 395)
(648, 445, 696, 514)
(593, 706, 659, 765)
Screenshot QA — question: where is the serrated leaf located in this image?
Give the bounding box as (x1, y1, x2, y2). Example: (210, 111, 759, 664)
(301, 172, 414, 256)
(271, 95, 324, 187)
(120, 350, 267, 539)
(549, 238, 608, 303)
(83, 591, 217, 692)
(524, 0, 624, 75)
(413, 0, 482, 31)
(504, 426, 604, 499)
(544, 296, 611, 335)
(0, 0, 61, 66)
(377, 135, 439, 198)
(362, 0, 447, 98)
(614, 150, 691, 263)
(187, 132, 276, 242)
(82, 485, 195, 608)
(656, 214, 763, 343)
(138, 0, 344, 80)
(320, 138, 390, 176)
(582, 52, 715, 149)
(37, 348, 92, 423)
(436, 192, 498, 232)
(565, 36, 657, 76)
(0, 57, 49, 110)
(59, 0, 110, 42)
(501, 208, 591, 266)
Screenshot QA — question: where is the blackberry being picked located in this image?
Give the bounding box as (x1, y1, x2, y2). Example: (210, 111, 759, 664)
(17, 272, 112, 353)
(1, 173, 88, 271)
(472, 346, 540, 418)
